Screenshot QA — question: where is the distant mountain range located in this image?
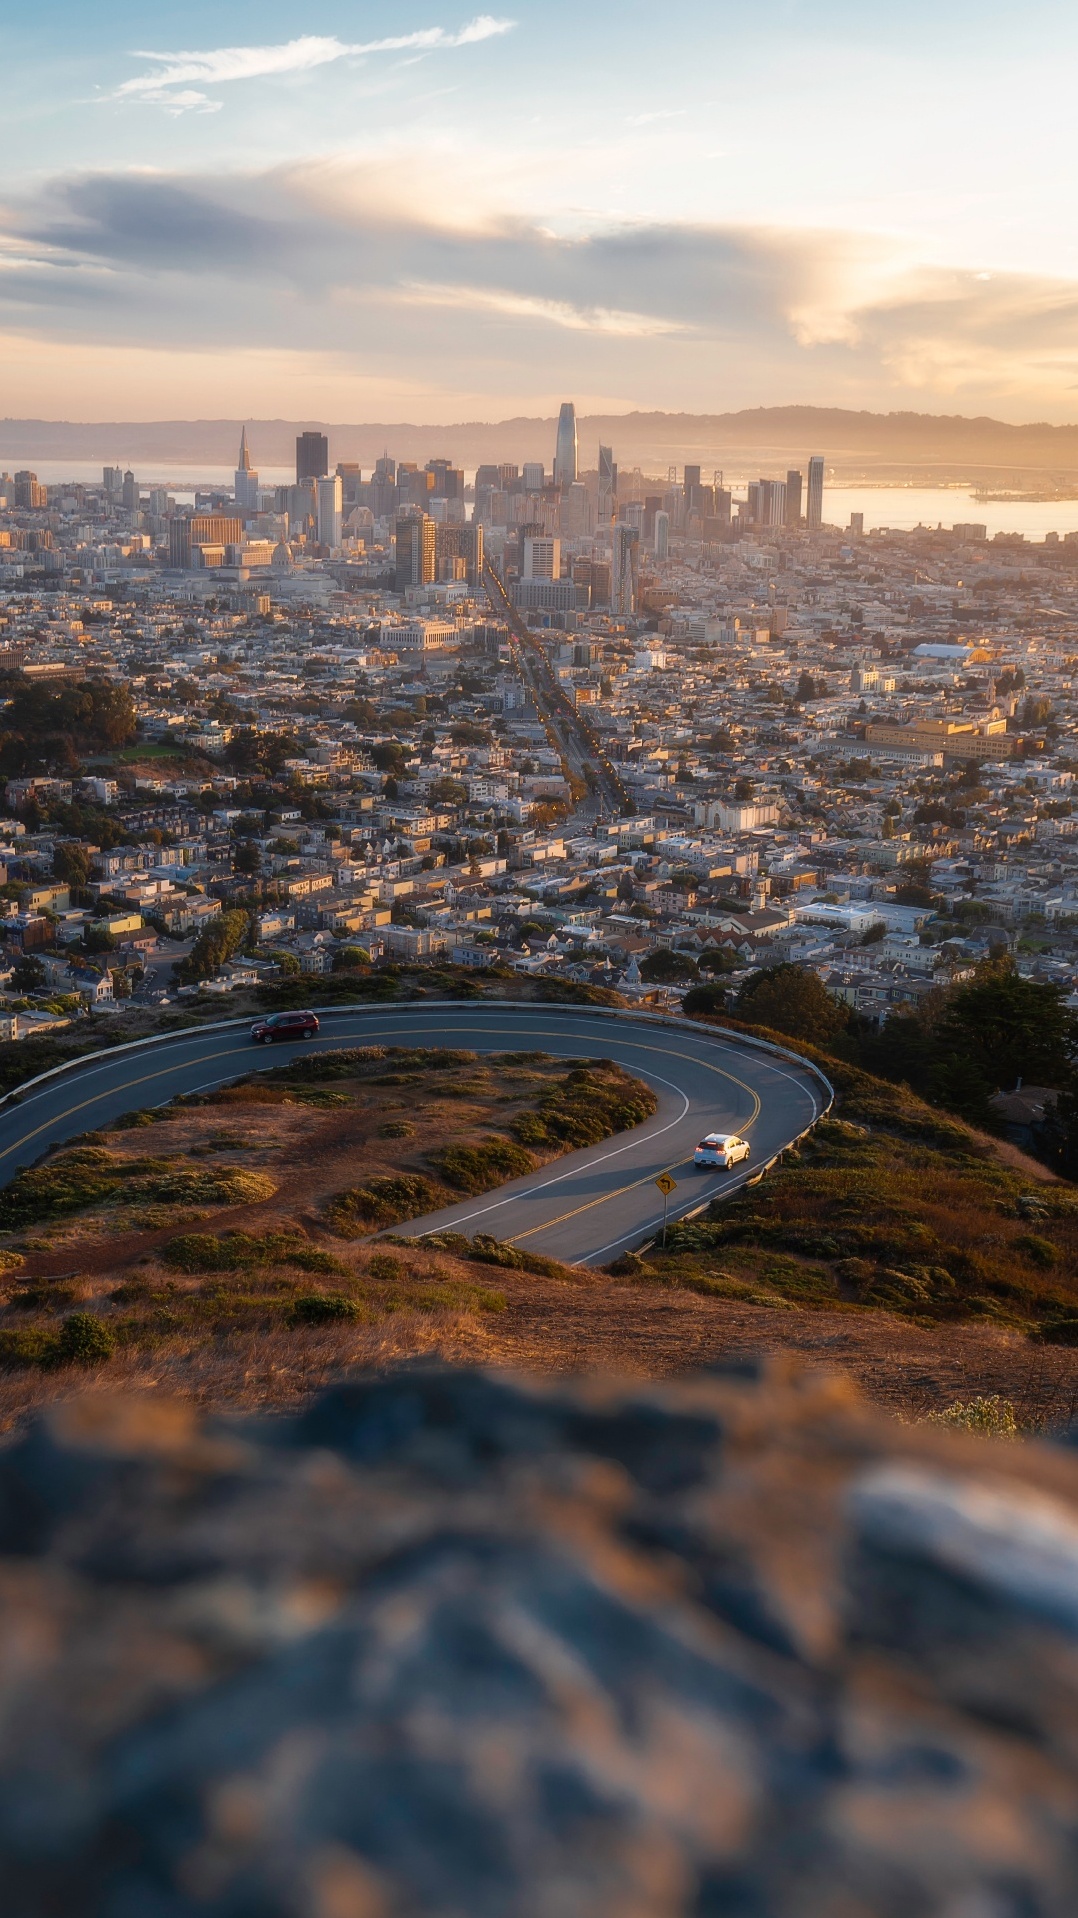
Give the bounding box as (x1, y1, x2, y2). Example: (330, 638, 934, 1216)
(6, 406, 1078, 483)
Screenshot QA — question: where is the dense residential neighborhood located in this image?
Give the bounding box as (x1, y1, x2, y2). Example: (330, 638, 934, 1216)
(0, 438, 1077, 1060)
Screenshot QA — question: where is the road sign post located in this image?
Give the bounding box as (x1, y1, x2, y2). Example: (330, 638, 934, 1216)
(654, 1172, 677, 1248)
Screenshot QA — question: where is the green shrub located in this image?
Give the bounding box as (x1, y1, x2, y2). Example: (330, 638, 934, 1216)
(1038, 1316, 1078, 1345)
(0, 1325, 61, 1367)
(1016, 1233, 1059, 1268)
(413, 1230, 570, 1280)
(56, 1312, 115, 1365)
(428, 1138, 535, 1195)
(924, 1394, 1018, 1438)
(367, 1253, 403, 1282)
(0, 1151, 130, 1228)
(162, 1231, 341, 1274)
(512, 1061, 657, 1152)
(378, 1120, 415, 1138)
(323, 1173, 447, 1236)
(288, 1292, 360, 1325)
(140, 1169, 277, 1206)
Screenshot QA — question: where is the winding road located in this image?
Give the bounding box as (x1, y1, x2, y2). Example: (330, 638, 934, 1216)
(0, 1005, 830, 1265)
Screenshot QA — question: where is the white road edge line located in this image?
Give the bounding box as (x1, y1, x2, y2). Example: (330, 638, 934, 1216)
(399, 1071, 693, 1235)
(582, 1091, 823, 1264)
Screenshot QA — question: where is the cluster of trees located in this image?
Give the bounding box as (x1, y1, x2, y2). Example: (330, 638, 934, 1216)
(222, 729, 301, 779)
(858, 961, 1078, 1129)
(0, 680, 137, 777)
(683, 963, 848, 1048)
(684, 955, 1078, 1164)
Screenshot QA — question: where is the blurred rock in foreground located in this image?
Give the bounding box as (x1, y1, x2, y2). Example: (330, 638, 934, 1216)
(3, 1358, 1078, 1916)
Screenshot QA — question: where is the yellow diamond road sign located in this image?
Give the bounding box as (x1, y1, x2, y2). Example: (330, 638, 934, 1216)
(654, 1173, 677, 1196)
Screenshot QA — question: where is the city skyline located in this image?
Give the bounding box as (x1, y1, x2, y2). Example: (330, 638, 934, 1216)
(5, 1, 1078, 423)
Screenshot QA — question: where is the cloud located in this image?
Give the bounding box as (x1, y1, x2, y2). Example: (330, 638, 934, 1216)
(4, 162, 1078, 419)
(114, 18, 515, 110)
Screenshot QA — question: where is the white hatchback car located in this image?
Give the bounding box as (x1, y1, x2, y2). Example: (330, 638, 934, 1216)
(693, 1132, 750, 1169)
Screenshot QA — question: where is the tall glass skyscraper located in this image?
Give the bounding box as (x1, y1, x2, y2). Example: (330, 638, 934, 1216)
(554, 402, 578, 489)
(806, 455, 825, 530)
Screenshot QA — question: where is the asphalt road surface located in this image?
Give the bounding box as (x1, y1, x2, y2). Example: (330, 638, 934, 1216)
(0, 1005, 829, 1265)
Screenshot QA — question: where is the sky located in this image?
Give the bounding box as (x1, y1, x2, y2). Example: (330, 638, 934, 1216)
(4, 0, 1078, 424)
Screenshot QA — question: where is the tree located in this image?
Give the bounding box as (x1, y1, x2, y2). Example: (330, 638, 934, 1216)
(82, 924, 116, 955)
(223, 729, 298, 779)
(735, 964, 847, 1046)
(697, 945, 739, 975)
(1021, 695, 1052, 730)
(11, 955, 45, 991)
(639, 948, 699, 983)
(733, 777, 754, 800)
(0, 679, 136, 774)
(935, 960, 1077, 1095)
(332, 945, 371, 971)
(52, 842, 91, 890)
(233, 841, 262, 877)
(682, 981, 730, 1017)
(428, 778, 468, 807)
(372, 742, 407, 773)
(175, 910, 251, 985)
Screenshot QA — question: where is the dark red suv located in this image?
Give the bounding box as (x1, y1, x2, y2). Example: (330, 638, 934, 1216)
(249, 1010, 320, 1045)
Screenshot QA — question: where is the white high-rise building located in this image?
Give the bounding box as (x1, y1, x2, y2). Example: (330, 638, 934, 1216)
(807, 455, 824, 530)
(234, 427, 259, 513)
(317, 473, 343, 549)
(554, 402, 577, 489)
(523, 536, 560, 580)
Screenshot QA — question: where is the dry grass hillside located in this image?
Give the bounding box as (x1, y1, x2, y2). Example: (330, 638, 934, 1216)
(0, 1034, 1076, 1434)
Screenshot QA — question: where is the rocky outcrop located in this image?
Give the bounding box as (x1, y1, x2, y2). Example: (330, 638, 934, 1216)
(2, 1358, 1078, 1915)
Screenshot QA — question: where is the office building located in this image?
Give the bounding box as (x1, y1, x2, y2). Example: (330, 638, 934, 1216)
(554, 402, 578, 489)
(434, 522, 483, 585)
(14, 472, 46, 510)
(523, 536, 561, 580)
(296, 431, 329, 483)
(426, 459, 465, 501)
(522, 462, 545, 492)
(234, 428, 259, 512)
(168, 515, 243, 569)
(653, 510, 670, 560)
(370, 457, 397, 520)
(317, 473, 343, 549)
(336, 463, 363, 509)
(121, 470, 138, 512)
(563, 481, 590, 539)
(807, 455, 825, 530)
(103, 466, 123, 498)
(611, 523, 638, 616)
(394, 513, 436, 592)
(598, 444, 617, 521)
(785, 469, 803, 526)
(849, 512, 864, 536)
